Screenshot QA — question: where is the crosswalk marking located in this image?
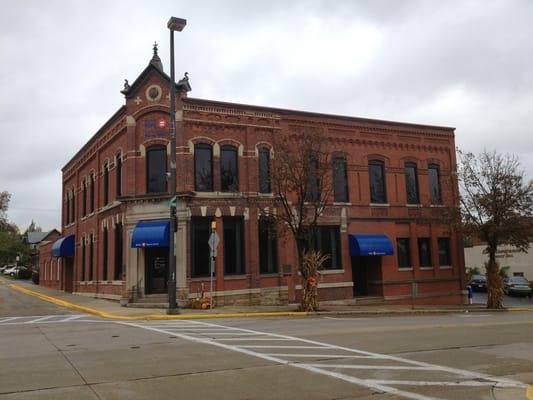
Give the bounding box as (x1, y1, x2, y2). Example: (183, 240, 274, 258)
(122, 319, 528, 400)
(0, 314, 89, 326)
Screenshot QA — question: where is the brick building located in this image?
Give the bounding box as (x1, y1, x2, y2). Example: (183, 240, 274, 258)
(41, 46, 466, 306)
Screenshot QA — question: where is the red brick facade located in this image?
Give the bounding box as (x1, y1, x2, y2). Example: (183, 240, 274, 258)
(40, 50, 467, 306)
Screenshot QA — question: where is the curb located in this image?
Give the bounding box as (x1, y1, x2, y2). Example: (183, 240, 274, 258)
(8, 284, 308, 320)
(8, 283, 531, 320)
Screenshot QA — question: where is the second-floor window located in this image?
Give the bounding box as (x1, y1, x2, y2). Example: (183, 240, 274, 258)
(103, 164, 109, 205)
(70, 191, 75, 222)
(65, 194, 70, 225)
(89, 174, 95, 213)
(428, 164, 442, 204)
(258, 148, 271, 193)
(220, 145, 238, 192)
(369, 160, 386, 203)
(146, 146, 167, 193)
(306, 156, 320, 201)
(116, 153, 122, 198)
(194, 144, 213, 192)
(82, 179, 87, 216)
(333, 155, 349, 203)
(405, 162, 419, 204)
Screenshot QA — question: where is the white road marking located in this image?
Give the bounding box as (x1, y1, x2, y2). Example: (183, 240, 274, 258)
(266, 354, 382, 359)
(59, 315, 84, 322)
(238, 345, 327, 349)
(302, 364, 433, 370)
(0, 317, 18, 323)
(323, 317, 370, 321)
(26, 315, 55, 323)
(0, 314, 90, 326)
(122, 319, 528, 400)
(366, 379, 525, 388)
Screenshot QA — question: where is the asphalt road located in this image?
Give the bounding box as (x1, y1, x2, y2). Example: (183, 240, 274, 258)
(1, 280, 532, 400)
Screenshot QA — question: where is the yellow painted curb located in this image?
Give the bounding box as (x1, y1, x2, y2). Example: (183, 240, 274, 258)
(527, 385, 533, 400)
(507, 307, 533, 312)
(8, 284, 307, 320)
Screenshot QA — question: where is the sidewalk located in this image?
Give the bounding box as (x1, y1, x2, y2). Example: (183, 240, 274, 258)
(3, 277, 524, 320)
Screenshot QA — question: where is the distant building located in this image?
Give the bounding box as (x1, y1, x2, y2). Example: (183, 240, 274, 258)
(26, 230, 60, 268)
(464, 242, 533, 280)
(40, 45, 466, 306)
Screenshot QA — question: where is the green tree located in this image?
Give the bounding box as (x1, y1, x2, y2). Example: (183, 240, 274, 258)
(458, 150, 533, 309)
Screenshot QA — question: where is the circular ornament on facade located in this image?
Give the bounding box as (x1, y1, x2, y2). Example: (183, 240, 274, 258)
(145, 85, 162, 102)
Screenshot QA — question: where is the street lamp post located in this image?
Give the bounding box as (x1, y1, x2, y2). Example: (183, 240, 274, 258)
(167, 16, 186, 314)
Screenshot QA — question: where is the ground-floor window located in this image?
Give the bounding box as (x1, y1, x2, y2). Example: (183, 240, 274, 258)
(309, 226, 341, 270)
(418, 238, 432, 267)
(259, 217, 277, 274)
(438, 238, 451, 266)
(103, 227, 108, 280)
(191, 217, 211, 277)
(114, 223, 123, 280)
(397, 238, 411, 269)
(88, 234, 94, 280)
(224, 217, 244, 275)
(81, 240, 85, 281)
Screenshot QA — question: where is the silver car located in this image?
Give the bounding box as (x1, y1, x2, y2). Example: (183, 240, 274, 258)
(504, 276, 532, 297)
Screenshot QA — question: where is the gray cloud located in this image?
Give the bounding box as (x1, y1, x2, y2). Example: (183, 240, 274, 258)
(1, 0, 532, 230)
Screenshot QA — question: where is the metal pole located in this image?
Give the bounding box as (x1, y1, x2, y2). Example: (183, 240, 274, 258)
(168, 28, 178, 314)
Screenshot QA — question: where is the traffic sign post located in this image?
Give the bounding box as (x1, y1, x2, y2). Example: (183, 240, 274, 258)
(208, 221, 219, 309)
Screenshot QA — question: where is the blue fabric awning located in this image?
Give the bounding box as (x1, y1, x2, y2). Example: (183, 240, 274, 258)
(51, 235, 75, 257)
(131, 220, 170, 248)
(349, 234, 393, 256)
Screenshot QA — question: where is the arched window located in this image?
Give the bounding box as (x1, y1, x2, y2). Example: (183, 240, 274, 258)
(146, 146, 167, 193)
(220, 145, 238, 192)
(368, 160, 386, 203)
(82, 179, 87, 216)
(428, 164, 442, 204)
(333, 155, 349, 202)
(194, 143, 213, 191)
(103, 163, 109, 205)
(89, 173, 95, 213)
(70, 189, 75, 222)
(404, 162, 419, 204)
(258, 148, 271, 193)
(116, 153, 122, 198)
(65, 193, 70, 225)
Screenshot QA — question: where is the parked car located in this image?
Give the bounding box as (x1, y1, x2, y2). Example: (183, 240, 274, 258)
(2, 266, 18, 276)
(0, 265, 15, 273)
(504, 276, 532, 297)
(468, 274, 487, 292)
(2, 266, 30, 279)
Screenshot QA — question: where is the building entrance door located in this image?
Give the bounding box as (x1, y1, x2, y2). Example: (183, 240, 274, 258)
(351, 256, 383, 296)
(145, 247, 168, 294)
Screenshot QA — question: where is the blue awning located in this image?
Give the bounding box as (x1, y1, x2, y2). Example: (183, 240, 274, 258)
(51, 235, 75, 257)
(349, 234, 393, 256)
(131, 220, 170, 248)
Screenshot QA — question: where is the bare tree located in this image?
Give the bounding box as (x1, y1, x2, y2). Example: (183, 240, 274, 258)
(458, 150, 533, 309)
(259, 130, 333, 311)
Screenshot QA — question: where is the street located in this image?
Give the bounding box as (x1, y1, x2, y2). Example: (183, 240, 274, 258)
(1, 281, 532, 400)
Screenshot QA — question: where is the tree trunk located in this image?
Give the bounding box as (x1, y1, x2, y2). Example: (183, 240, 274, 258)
(486, 249, 504, 309)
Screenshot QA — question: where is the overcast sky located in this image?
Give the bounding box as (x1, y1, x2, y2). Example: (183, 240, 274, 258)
(1, 0, 532, 232)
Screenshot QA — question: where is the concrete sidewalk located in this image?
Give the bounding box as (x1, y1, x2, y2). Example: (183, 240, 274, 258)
(2, 277, 523, 320)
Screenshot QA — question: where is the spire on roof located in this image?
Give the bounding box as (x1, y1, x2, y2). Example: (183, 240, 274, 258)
(149, 41, 164, 71)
